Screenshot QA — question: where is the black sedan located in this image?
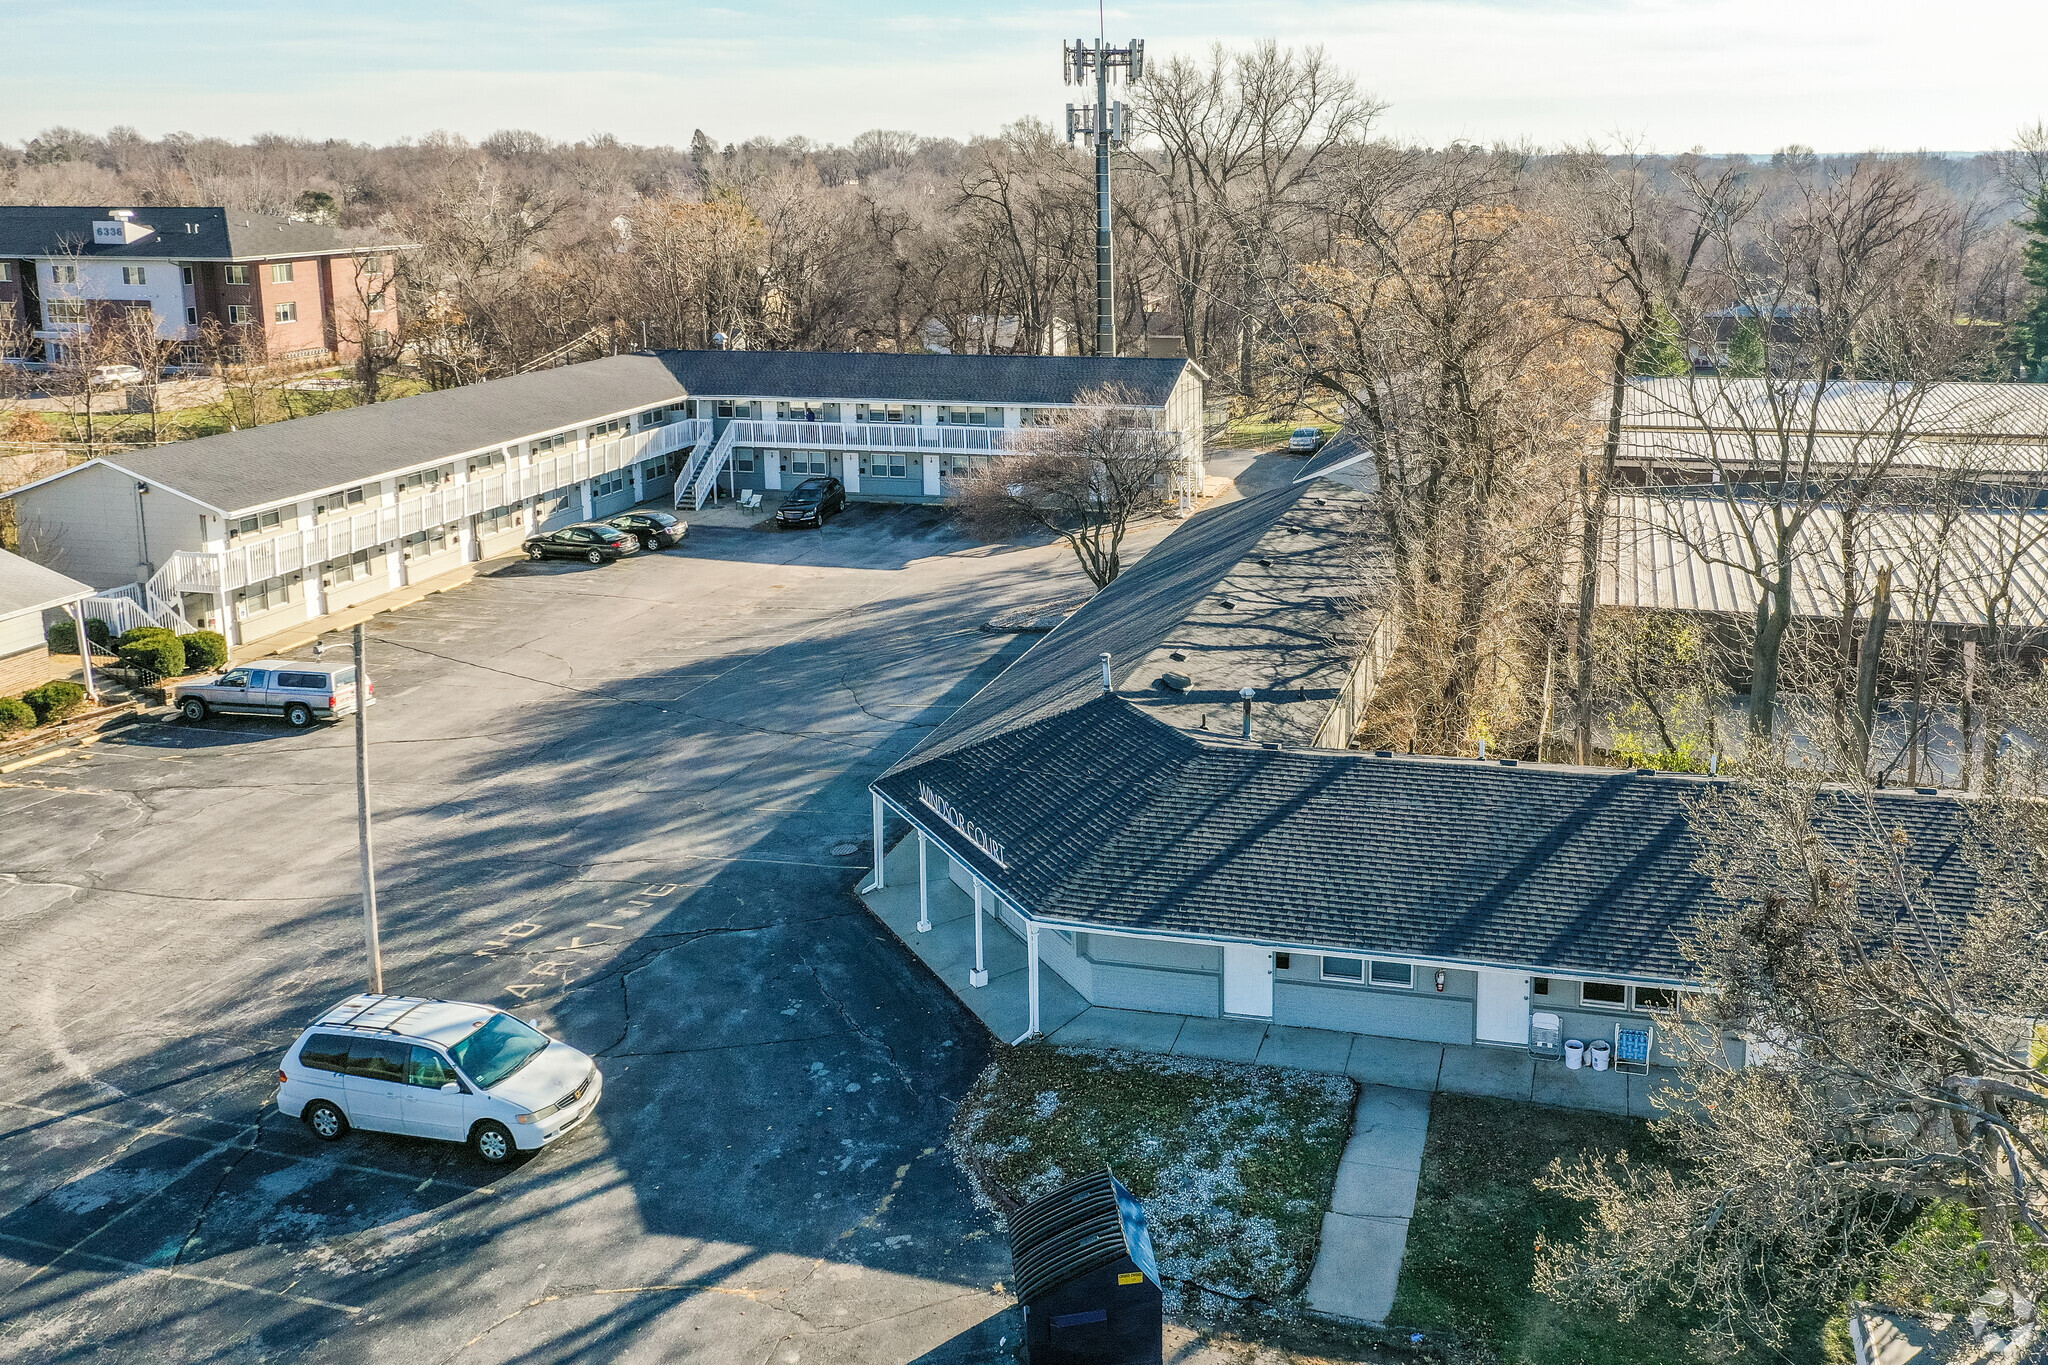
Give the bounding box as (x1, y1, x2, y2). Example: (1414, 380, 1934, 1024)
(607, 509, 687, 551)
(776, 476, 847, 528)
(522, 523, 637, 564)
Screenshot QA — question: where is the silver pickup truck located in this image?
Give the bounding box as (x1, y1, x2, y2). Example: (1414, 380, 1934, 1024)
(173, 658, 371, 728)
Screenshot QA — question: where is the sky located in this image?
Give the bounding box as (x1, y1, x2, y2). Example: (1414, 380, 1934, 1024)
(3, 0, 2044, 156)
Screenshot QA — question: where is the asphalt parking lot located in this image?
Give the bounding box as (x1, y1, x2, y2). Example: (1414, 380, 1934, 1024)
(0, 501, 1130, 1363)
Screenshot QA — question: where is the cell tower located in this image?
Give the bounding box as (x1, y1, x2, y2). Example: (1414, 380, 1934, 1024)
(1063, 35, 1144, 358)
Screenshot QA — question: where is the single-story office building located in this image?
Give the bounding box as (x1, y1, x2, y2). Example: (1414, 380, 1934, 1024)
(866, 444, 1977, 1069)
(3, 350, 1203, 646)
(0, 549, 95, 695)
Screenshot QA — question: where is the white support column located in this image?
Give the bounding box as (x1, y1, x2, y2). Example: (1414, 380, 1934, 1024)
(70, 603, 98, 701)
(214, 552, 240, 646)
(1024, 923, 1041, 1039)
(970, 880, 988, 988)
(870, 792, 886, 890)
(915, 829, 931, 933)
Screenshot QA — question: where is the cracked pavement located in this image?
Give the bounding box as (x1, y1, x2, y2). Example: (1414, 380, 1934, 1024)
(0, 501, 1160, 1364)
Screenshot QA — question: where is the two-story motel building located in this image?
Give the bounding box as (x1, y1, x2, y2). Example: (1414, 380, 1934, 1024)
(4, 350, 1203, 645)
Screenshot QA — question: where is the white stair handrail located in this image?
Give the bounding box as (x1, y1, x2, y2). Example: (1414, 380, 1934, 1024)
(686, 423, 741, 511)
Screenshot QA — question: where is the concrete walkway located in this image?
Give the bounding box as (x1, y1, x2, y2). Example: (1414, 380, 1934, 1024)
(1305, 1085, 1430, 1324)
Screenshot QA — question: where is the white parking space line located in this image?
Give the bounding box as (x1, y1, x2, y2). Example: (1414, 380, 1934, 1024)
(0, 1101, 493, 1196)
(0, 1231, 362, 1315)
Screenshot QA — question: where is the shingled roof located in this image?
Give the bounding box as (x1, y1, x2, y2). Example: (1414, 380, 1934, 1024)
(658, 349, 1190, 409)
(0, 206, 409, 261)
(874, 455, 1980, 983)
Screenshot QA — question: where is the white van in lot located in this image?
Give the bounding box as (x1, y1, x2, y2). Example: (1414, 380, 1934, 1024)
(278, 994, 602, 1163)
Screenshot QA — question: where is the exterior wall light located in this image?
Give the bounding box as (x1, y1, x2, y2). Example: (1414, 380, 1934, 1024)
(1434, 969, 1447, 993)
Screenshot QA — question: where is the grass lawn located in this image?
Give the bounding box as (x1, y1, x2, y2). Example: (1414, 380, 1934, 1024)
(1211, 417, 1339, 451)
(1392, 1093, 1818, 1365)
(950, 1044, 1354, 1310)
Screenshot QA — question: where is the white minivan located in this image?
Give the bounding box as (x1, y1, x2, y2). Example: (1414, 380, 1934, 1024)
(277, 994, 603, 1163)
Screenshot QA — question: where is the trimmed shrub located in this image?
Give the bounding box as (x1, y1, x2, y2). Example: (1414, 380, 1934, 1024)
(49, 617, 113, 654)
(117, 624, 175, 650)
(21, 680, 88, 724)
(0, 697, 35, 734)
(119, 633, 186, 678)
(178, 630, 228, 673)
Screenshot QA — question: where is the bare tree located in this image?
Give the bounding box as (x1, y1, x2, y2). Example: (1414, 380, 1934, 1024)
(956, 383, 1183, 586)
(1538, 747, 2048, 1356)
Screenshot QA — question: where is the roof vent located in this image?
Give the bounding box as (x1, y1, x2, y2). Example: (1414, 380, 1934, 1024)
(1257, 558, 1272, 569)
(1160, 671, 1191, 692)
(1217, 597, 1236, 609)
(1916, 786, 1939, 795)
(1637, 767, 1657, 775)
(1169, 650, 1186, 662)
(1099, 652, 1113, 692)
(1261, 741, 1281, 750)
(1499, 758, 1518, 766)
(1374, 749, 1392, 757)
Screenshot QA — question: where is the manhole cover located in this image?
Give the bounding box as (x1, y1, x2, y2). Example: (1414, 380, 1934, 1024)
(830, 843, 861, 857)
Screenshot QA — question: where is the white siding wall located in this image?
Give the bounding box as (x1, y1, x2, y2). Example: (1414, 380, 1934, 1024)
(40, 258, 189, 340)
(11, 463, 210, 588)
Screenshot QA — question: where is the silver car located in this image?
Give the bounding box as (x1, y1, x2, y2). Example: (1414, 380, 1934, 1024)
(174, 658, 369, 728)
(1288, 426, 1324, 453)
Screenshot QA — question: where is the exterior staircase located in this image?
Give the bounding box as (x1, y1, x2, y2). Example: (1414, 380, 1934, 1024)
(675, 422, 741, 511)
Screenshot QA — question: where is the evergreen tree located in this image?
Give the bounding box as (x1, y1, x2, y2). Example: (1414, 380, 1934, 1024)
(2016, 190, 2048, 380)
(1627, 301, 1691, 376)
(1723, 315, 1767, 378)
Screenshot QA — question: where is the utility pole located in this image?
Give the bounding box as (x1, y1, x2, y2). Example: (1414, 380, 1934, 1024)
(352, 623, 383, 993)
(1064, 34, 1144, 358)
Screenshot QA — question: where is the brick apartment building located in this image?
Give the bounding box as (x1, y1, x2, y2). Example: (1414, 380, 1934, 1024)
(0, 206, 412, 369)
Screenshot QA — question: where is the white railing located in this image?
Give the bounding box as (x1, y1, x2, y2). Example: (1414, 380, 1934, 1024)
(723, 419, 1018, 452)
(679, 423, 741, 511)
(88, 556, 197, 633)
(191, 418, 714, 595)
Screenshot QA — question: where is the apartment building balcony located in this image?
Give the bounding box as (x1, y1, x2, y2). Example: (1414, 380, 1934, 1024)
(726, 419, 1021, 452)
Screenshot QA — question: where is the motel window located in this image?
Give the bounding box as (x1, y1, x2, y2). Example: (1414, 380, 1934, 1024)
(733, 448, 755, 473)
(224, 265, 250, 285)
(937, 406, 988, 426)
(858, 452, 908, 480)
(1580, 980, 1627, 1009)
(785, 450, 827, 476)
(856, 402, 911, 424)
(402, 526, 449, 560)
(226, 304, 255, 325)
(52, 264, 77, 284)
(122, 266, 147, 285)
(1532, 976, 1550, 997)
(1632, 986, 1679, 1012)
(587, 418, 624, 440)
(480, 504, 521, 535)
(1320, 956, 1364, 983)
(1369, 961, 1414, 989)
(594, 471, 628, 497)
(530, 432, 573, 454)
(713, 400, 755, 419)
(271, 262, 294, 283)
(326, 549, 378, 586)
(467, 450, 506, 475)
(181, 265, 194, 285)
(274, 300, 298, 324)
(231, 507, 289, 538)
(237, 574, 295, 613)
(0, 263, 11, 282)
(1019, 407, 1054, 427)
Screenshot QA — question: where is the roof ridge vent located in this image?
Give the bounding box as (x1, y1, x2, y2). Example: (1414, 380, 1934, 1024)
(1099, 652, 1113, 693)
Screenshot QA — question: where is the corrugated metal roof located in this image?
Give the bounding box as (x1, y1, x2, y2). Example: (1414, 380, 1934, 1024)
(1601, 491, 2048, 626)
(1623, 378, 2048, 441)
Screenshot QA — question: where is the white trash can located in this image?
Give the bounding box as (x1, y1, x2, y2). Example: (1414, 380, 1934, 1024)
(1589, 1040, 1612, 1072)
(1564, 1039, 1585, 1070)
